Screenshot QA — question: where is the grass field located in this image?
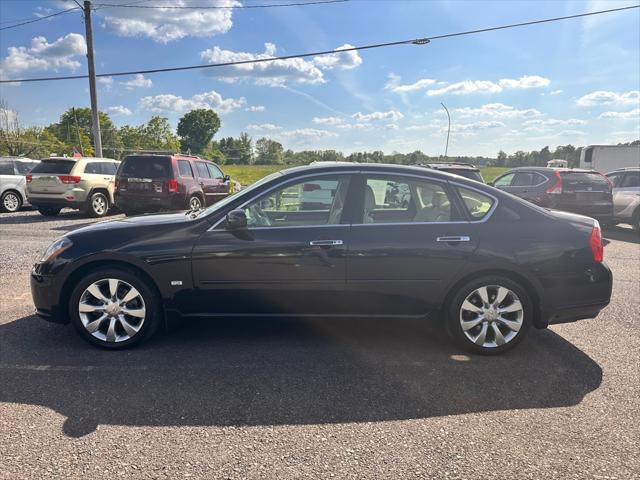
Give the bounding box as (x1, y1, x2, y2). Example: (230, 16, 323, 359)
(224, 164, 508, 186)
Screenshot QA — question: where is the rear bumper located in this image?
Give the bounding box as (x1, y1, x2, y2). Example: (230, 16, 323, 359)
(549, 202, 613, 221)
(115, 192, 186, 212)
(546, 302, 610, 325)
(27, 195, 84, 210)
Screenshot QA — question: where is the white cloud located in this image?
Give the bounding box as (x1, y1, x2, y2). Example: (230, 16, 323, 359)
(139, 90, 246, 114)
(386, 75, 437, 94)
(385, 123, 400, 130)
(313, 44, 362, 70)
(312, 116, 346, 126)
(277, 128, 338, 140)
(97, 76, 113, 91)
(599, 108, 640, 119)
(200, 43, 325, 86)
(576, 90, 639, 107)
(336, 122, 373, 130)
(0, 33, 86, 76)
(121, 74, 152, 90)
(454, 103, 541, 119)
(448, 121, 505, 133)
(245, 105, 265, 112)
(549, 89, 563, 95)
(426, 75, 551, 96)
(497, 75, 551, 89)
(523, 118, 588, 130)
(99, 0, 238, 43)
(352, 110, 404, 122)
(106, 105, 132, 116)
(246, 123, 282, 131)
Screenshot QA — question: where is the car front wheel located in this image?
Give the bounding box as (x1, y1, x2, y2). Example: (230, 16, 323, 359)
(1, 190, 22, 212)
(447, 276, 532, 355)
(69, 268, 161, 349)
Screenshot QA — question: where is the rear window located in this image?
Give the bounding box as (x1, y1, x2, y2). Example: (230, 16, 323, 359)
(120, 156, 173, 179)
(560, 172, 609, 185)
(31, 160, 75, 174)
(443, 169, 483, 182)
(457, 186, 495, 220)
(15, 161, 38, 175)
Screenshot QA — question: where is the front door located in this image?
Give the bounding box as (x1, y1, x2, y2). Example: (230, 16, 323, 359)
(345, 173, 486, 316)
(190, 174, 353, 316)
(206, 163, 230, 204)
(194, 161, 217, 206)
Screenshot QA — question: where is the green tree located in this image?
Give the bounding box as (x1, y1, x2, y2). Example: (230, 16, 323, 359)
(177, 109, 221, 154)
(255, 137, 284, 164)
(142, 116, 180, 152)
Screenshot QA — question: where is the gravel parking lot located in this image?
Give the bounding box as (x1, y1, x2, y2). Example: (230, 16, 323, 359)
(1, 209, 638, 480)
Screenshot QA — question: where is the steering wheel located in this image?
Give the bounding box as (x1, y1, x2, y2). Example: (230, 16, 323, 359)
(247, 203, 271, 227)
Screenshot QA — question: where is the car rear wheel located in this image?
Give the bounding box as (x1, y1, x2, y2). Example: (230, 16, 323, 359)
(87, 192, 109, 218)
(69, 268, 161, 349)
(447, 276, 532, 355)
(1, 190, 22, 213)
(37, 207, 61, 216)
(189, 195, 203, 210)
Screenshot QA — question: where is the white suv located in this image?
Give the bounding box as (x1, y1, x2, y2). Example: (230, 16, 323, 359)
(606, 167, 640, 231)
(0, 157, 39, 213)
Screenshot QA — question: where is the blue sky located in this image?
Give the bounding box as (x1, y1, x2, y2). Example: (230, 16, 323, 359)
(1, 0, 639, 157)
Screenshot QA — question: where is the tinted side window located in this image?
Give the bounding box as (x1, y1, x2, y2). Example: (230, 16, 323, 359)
(84, 163, 102, 174)
(457, 187, 495, 220)
(0, 161, 14, 175)
(195, 162, 211, 178)
(15, 161, 38, 174)
(101, 163, 118, 175)
(622, 172, 640, 188)
(493, 173, 515, 187)
(207, 163, 224, 179)
(359, 176, 453, 224)
(606, 172, 623, 187)
(177, 160, 193, 178)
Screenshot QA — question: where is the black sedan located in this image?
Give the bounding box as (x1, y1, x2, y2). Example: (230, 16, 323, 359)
(31, 163, 612, 354)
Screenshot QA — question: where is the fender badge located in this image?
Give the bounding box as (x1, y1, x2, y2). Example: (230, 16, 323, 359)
(170, 281, 183, 286)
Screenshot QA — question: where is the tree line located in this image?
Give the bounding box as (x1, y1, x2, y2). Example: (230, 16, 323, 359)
(1, 101, 637, 167)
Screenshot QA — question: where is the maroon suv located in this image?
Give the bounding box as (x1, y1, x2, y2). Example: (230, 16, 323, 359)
(115, 154, 230, 215)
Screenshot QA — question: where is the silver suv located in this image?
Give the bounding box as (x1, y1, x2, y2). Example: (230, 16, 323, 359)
(26, 156, 120, 217)
(0, 157, 40, 213)
(606, 167, 640, 231)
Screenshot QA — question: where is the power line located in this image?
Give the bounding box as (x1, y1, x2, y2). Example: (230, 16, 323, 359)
(1, 4, 638, 84)
(94, 0, 349, 9)
(0, 7, 81, 31)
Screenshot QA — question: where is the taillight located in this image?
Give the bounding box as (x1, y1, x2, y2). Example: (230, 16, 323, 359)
(589, 224, 603, 262)
(58, 175, 81, 184)
(546, 171, 562, 194)
(167, 179, 179, 193)
(26, 175, 32, 183)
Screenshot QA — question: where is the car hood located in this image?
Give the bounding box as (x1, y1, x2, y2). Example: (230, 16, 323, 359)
(69, 211, 192, 235)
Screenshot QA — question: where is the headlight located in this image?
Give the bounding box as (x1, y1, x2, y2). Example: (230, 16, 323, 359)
(40, 237, 73, 263)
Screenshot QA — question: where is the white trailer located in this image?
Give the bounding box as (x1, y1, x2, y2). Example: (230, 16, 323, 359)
(580, 145, 640, 173)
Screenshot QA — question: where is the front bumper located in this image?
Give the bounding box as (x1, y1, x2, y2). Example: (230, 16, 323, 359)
(31, 269, 67, 324)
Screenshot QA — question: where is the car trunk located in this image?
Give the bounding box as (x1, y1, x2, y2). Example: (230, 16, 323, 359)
(28, 160, 76, 194)
(558, 172, 611, 205)
(117, 156, 175, 197)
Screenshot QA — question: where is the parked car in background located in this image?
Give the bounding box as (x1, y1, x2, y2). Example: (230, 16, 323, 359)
(418, 162, 485, 183)
(580, 144, 640, 172)
(0, 157, 39, 213)
(491, 167, 613, 223)
(605, 167, 640, 231)
(547, 159, 568, 168)
(31, 163, 612, 354)
(26, 156, 120, 218)
(115, 153, 231, 215)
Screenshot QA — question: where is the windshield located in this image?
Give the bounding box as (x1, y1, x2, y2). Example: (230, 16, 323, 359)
(197, 171, 283, 217)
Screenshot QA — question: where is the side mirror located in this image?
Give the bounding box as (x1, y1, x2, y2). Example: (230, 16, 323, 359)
(488, 180, 495, 186)
(223, 175, 231, 183)
(225, 209, 247, 230)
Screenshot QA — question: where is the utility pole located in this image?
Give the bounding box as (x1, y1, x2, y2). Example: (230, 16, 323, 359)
(441, 102, 450, 159)
(81, 0, 102, 157)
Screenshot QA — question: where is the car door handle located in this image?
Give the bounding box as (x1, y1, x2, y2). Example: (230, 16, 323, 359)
(436, 236, 471, 243)
(309, 240, 344, 246)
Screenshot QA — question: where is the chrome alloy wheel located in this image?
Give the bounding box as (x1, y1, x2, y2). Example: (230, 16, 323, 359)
(78, 278, 146, 343)
(189, 196, 202, 210)
(92, 195, 107, 215)
(459, 285, 524, 348)
(3, 192, 20, 212)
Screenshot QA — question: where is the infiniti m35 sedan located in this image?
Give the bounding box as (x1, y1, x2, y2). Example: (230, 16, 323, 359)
(31, 163, 612, 354)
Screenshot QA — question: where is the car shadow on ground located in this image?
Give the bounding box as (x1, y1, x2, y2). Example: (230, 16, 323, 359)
(0, 315, 602, 438)
(603, 225, 639, 244)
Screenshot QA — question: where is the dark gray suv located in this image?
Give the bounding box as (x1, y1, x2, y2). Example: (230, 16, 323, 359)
(491, 167, 613, 223)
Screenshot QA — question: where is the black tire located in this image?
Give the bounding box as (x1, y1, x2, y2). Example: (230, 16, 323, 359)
(633, 209, 640, 232)
(188, 194, 203, 210)
(38, 207, 61, 216)
(0, 190, 23, 213)
(68, 267, 161, 349)
(446, 275, 533, 355)
(87, 191, 109, 218)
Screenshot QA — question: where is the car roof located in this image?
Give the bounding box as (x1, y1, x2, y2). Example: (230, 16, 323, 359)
(608, 167, 640, 172)
(506, 166, 597, 173)
(41, 156, 118, 162)
(419, 163, 480, 171)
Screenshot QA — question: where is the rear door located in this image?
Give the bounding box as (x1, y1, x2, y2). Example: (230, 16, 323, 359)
(117, 156, 173, 199)
(27, 159, 76, 195)
(194, 162, 217, 206)
(346, 173, 484, 316)
(510, 171, 549, 204)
